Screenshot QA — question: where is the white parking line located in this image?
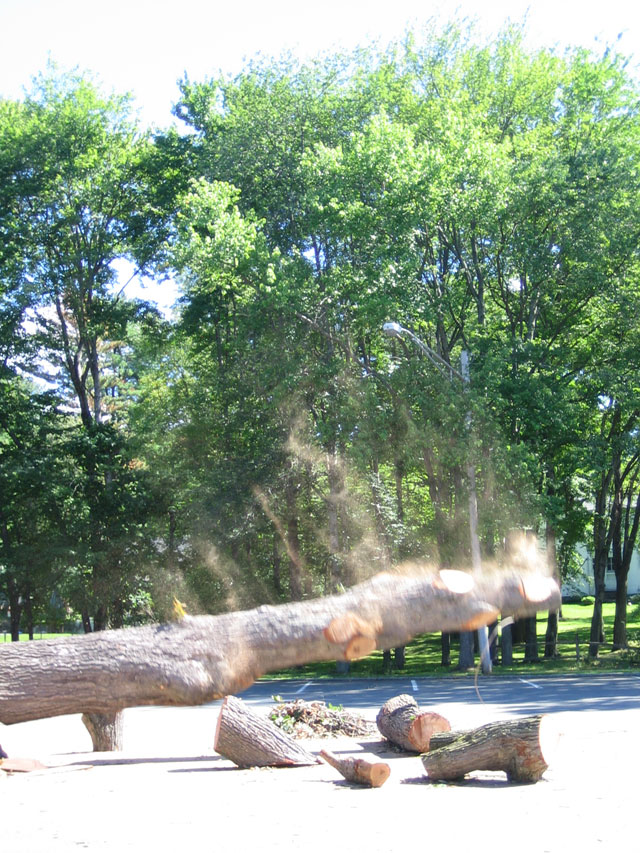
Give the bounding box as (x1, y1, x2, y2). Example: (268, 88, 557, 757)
(411, 679, 418, 692)
(518, 678, 542, 689)
(295, 681, 313, 694)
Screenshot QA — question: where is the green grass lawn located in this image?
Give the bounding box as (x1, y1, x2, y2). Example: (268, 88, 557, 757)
(266, 600, 640, 680)
(0, 632, 72, 642)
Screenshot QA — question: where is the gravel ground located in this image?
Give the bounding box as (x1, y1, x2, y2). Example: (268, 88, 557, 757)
(1, 703, 637, 853)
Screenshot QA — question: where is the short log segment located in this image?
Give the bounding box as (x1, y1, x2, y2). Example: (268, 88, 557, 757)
(376, 694, 451, 753)
(422, 714, 555, 783)
(319, 749, 390, 787)
(214, 695, 319, 768)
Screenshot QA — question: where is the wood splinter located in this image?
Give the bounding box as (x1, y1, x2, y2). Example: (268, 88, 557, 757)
(319, 749, 390, 787)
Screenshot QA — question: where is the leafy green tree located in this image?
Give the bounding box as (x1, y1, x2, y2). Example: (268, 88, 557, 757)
(0, 69, 166, 632)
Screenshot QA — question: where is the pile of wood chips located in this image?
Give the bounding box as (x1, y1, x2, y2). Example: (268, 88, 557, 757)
(269, 699, 376, 739)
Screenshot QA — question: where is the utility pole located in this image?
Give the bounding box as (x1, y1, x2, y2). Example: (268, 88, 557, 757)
(383, 324, 492, 674)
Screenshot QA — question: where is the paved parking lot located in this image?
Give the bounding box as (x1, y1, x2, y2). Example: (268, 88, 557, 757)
(1, 674, 638, 853)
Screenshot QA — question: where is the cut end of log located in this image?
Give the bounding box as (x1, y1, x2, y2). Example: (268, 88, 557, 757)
(376, 694, 452, 753)
(344, 635, 377, 660)
(410, 712, 451, 752)
(324, 612, 381, 645)
(460, 608, 500, 631)
(520, 574, 557, 603)
(437, 570, 475, 594)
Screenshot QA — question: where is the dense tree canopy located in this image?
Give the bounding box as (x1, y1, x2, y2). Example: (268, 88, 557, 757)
(1, 25, 639, 662)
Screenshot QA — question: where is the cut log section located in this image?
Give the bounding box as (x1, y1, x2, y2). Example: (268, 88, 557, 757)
(376, 694, 451, 753)
(422, 714, 558, 783)
(319, 749, 390, 787)
(214, 695, 319, 768)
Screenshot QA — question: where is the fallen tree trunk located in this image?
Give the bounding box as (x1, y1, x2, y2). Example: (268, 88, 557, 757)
(422, 715, 557, 783)
(319, 749, 390, 787)
(214, 696, 318, 767)
(376, 694, 450, 753)
(0, 563, 559, 725)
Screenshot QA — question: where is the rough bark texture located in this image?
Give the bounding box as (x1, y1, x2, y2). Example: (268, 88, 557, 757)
(214, 695, 318, 768)
(0, 565, 559, 725)
(319, 749, 390, 787)
(423, 715, 555, 783)
(81, 712, 124, 752)
(376, 694, 450, 753)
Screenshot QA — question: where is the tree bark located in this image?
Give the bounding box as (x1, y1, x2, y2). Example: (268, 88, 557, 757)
(0, 565, 559, 725)
(500, 620, 513, 665)
(458, 630, 475, 669)
(376, 694, 450, 753)
(441, 631, 451, 667)
(524, 616, 540, 663)
(214, 695, 318, 768)
(544, 519, 560, 658)
(423, 715, 557, 783)
(81, 711, 124, 752)
(319, 749, 390, 787)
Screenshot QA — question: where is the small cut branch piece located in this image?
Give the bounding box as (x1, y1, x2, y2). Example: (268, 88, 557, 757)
(319, 749, 390, 787)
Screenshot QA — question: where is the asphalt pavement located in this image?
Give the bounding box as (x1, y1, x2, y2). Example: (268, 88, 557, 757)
(2, 672, 639, 853)
(3, 672, 639, 758)
(238, 671, 640, 719)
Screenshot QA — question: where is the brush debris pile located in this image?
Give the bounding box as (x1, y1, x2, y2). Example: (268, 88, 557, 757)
(269, 698, 376, 739)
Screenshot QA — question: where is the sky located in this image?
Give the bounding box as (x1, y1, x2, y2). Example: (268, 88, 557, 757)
(1, 0, 639, 313)
(2, 0, 639, 129)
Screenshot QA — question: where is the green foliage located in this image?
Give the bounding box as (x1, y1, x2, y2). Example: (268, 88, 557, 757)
(3, 25, 640, 640)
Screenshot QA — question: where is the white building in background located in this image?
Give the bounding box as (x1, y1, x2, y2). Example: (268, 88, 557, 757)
(562, 545, 640, 599)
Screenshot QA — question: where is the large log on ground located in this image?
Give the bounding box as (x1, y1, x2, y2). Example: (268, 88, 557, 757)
(0, 563, 559, 725)
(422, 715, 557, 783)
(214, 695, 318, 767)
(319, 749, 390, 787)
(376, 694, 450, 753)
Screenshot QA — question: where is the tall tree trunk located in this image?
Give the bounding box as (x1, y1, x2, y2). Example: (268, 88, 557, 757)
(285, 472, 303, 601)
(272, 534, 282, 597)
(613, 486, 640, 650)
(458, 631, 475, 670)
(612, 574, 628, 650)
(524, 616, 540, 663)
(590, 471, 611, 658)
(441, 632, 451, 667)
(7, 576, 21, 642)
(544, 520, 559, 659)
(326, 445, 344, 592)
(501, 621, 513, 665)
(393, 458, 406, 668)
(81, 608, 93, 633)
(24, 587, 34, 641)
